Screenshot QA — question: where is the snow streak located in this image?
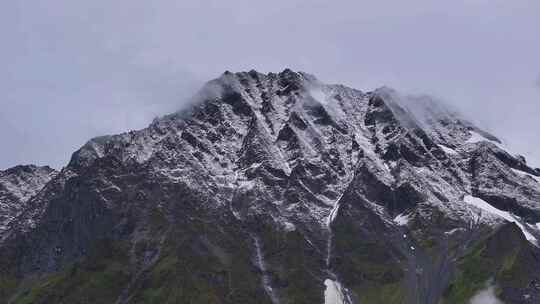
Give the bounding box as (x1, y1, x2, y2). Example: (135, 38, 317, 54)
(252, 236, 280, 304)
(464, 195, 538, 246)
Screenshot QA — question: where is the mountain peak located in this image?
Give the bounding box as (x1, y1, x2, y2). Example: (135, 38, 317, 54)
(2, 70, 540, 304)
(218, 68, 317, 85)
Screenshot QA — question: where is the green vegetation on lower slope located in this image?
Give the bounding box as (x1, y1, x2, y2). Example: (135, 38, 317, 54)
(0, 276, 18, 302)
(332, 207, 407, 304)
(128, 217, 272, 304)
(0, 212, 329, 304)
(441, 223, 535, 304)
(5, 212, 535, 304)
(335, 233, 406, 304)
(9, 239, 131, 304)
(258, 224, 324, 304)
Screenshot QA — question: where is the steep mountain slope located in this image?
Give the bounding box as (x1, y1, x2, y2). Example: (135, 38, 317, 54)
(0, 165, 57, 236)
(0, 69, 539, 304)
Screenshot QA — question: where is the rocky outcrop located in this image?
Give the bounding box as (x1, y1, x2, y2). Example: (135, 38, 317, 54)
(0, 165, 56, 236)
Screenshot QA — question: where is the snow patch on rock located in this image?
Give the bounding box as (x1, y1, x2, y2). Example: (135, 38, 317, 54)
(464, 195, 537, 246)
(465, 131, 491, 144)
(511, 168, 540, 183)
(393, 213, 411, 226)
(438, 145, 458, 155)
(324, 279, 352, 304)
(469, 282, 503, 304)
(444, 228, 465, 236)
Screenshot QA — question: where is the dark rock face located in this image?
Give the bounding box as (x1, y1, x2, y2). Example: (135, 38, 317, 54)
(1, 70, 539, 304)
(0, 165, 56, 236)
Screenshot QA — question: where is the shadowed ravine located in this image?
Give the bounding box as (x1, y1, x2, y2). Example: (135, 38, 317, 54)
(326, 190, 354, 304)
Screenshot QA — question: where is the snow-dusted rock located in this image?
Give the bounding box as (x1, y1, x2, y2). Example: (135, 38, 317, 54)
(0, 165, 56, 235)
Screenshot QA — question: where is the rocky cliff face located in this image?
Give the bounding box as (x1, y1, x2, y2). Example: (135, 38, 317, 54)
(0, 165, 56, 236)
(0, 69, 539, 304)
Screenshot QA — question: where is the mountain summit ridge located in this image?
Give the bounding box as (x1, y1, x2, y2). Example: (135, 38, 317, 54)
(0, 69, 539, 304)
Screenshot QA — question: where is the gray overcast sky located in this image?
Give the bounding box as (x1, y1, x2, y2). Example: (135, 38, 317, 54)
(1, 0, 539, 169)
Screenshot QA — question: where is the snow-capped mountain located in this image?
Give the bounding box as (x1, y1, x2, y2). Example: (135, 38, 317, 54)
(0, 69, 539, 304)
